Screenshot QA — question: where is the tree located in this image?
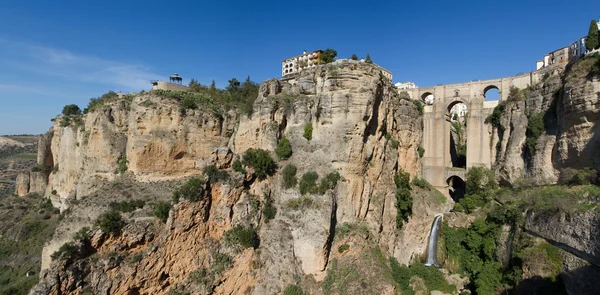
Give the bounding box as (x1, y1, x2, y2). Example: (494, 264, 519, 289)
(62, 104, 81, 116)
(365, 53, 373, 64)
(242, 148, 277, 180)
(210, 80, 217, 91)
(321, 48, 337, 64)
(282, 164, 298, 188)
(586, 20, 599, 51)
(351, 54, 358, 60)
(275, 136, 293, 160)
(226, 78, 241, 93)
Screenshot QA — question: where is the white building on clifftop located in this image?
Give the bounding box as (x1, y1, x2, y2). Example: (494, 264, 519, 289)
(282, 50, 323, 77)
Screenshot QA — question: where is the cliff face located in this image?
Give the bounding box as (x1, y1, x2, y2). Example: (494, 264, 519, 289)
(493, 56, 600, 185)
(30, 61, 442, 294)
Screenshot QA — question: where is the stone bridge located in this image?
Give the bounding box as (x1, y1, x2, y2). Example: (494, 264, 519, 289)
(401, 67, 556, 196)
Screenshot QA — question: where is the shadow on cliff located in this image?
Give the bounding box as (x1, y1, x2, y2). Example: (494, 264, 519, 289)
(506, 264, 600, 295)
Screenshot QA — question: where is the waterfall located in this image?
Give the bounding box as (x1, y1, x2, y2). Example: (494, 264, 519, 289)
(424, 215, 442, 267)
(505, 227, 516, 268)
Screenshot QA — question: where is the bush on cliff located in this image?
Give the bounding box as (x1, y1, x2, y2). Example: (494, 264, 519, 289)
(299, 171, 319, 195)
(303, 123, 313, 141)
(224, 226, 260, 249)
(242, 148, 276, 180)
(172, 177, 205, 203)
(96, 210, 126, 234)
(153, 201, 172, 223)
(203, 165, 229, 183)
(275, 136, 293, 160)
(282, 164, 298, 188)
(525, 112, 545, 156)
(62, 104, 82, 116)
(394, 170, 413, 229)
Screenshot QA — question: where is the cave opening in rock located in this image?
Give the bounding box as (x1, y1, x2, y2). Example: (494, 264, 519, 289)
(447, 176, 466, 202)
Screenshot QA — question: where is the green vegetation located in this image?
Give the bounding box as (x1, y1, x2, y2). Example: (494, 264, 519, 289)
(62, 104, 82, 116)
(412, 99, 424, 116)
(390, 257, 456, 295)
(411, 177, 433, 190)
(282, 164, 298, 189)
(203, 165, 229, 183)
(172, 177, 205, 203)
(232, 159, 246, 174)
(84, 91, 121, 113)
(286, 196, 315, 210)
(275, 136, 293, 160)
(526, 112, 545, 156)
(299, 171, 341, 195)
(262, 191, 276, 222)
(586, 20, 599, 51)
(418, 146, 425, 158)
(454, 167, 498, 213)
(117, 155, 128, 174)
(394, 170, 413, 229)
(303, 123, 313, 141)
(0, 196, 60, 294)
(337, 244, 350, 253)
(153, 201, 172, 223)
(558, 167, 598, 186)
(299, 171, 319, 195)
(223, 226, 260, 249)
(283, 284, 306, 295)
(485, 102, 505, 128)
(321, 48, 338, 64)
(108, 199, 145, 212)
(442, 205, 525, 295)
(351, 54, 358, 60)
(241, 148, 277, 180)
(186, 76, 259, 117)
(95, 210, 126, 234)
(364, 53, 373, 64)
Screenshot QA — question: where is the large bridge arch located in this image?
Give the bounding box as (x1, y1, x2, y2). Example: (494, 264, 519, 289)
(483, 85, 500, 101)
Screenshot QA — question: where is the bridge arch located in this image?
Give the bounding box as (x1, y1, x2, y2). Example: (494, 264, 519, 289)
(483, 85, 500, 101)
(421, 92, 434, 105)
(446, 176, 466, 202)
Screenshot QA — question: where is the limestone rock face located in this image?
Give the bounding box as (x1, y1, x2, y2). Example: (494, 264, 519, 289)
(15, 172, 30, 196)
(32, 96, 235, 209)
(493, 59, 600, 185)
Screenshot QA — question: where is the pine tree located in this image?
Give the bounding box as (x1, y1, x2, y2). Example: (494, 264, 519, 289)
(586, 20, 599, 51)
(365, 53, 373, 64)
(351, 54, 358, 60)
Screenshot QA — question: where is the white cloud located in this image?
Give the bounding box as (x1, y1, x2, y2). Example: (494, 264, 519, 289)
(0, 39, 161, 91)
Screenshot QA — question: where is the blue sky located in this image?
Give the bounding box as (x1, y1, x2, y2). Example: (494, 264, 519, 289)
(0, 0, 598, 135)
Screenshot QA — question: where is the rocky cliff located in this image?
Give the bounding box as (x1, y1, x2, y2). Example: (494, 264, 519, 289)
(28, 61, 451, 294)
(493, 55, 600, 185)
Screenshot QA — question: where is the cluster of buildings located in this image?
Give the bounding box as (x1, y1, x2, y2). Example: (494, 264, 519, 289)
(281, 50, 394, 82)
(536, 18, 600, 70)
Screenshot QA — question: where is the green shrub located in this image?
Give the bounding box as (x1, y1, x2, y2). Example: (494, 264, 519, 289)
(411, 177, 432, 190)
(390, 139, 399, 149)
(337, 244, 350, 253)
(62, 104, 82, 116)
(211, 252, 233, 275)
(317, 172, 341, 194)
(172, 177, 205, 203)
(232, 159, 246, 174)
(526, 112, 545, 156)
(286, 196, 315, 210)
(117, 155, 128, 174)
(60, 116, 71, 127)
(203, 165, 229, 183)
(242, 148, 277, 180)
(394, 170, 412, 229)
(466, 167, 497, 195)
(303, 123, 313, 141)
(485, 102, 505, 127)
(96, 210, 126, 234)
(154, 201, 172, 223)
(73, 227, 91, 242)
(109, 200, 145, 212)
(283, 284, 306, 295)
(224, 226, 260, 249)
(181, 97, 199, 110)
(299, 171, 319, 195)
(275, 136, 293, 160)
(262, 192, 276, 222)
(50, 242, 79, 263)
(418, 146, 425, 158)
(453, 202, 465, 212)
(282, 164, 298, 188)
(558, 168, 598, 185)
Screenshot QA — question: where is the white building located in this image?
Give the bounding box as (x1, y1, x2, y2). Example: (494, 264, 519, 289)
(282, 50, 323, 77)
(395, 81, 417, 89)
